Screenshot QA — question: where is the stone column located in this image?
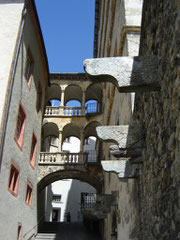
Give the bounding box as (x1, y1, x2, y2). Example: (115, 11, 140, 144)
(81, 91, 86, 115)
(80, 130, 84, 152)
(61, 90, 65, 106)
(58, 130, 63, 152)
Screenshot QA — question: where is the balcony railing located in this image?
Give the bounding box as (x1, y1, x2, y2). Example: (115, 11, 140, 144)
(39, 152, 85, 165)
(85, 102, 102, 114)
(84, 150, 98, 163)
(81, 193, 97, 209)
(44, 106, 85, 117)
(44, 103, 102, 117)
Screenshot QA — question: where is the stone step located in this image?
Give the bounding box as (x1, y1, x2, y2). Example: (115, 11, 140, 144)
(36, 233, 56, 240)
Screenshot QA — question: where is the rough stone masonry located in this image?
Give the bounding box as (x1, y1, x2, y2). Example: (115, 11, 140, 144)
(134, 0, 180, 239)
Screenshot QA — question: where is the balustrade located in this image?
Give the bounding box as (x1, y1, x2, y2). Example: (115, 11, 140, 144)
(44, 104, 102, 117)
(44, 106, 85, 117)
(39, 152, 85, 165)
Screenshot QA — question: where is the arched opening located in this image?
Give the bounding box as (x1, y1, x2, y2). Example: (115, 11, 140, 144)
(83, 136, 97, 162)
(85, 83, 102, 114)
(83, 121, 102, 162)
(62, 136, 80, 153)
(65, 100, 82, 116)
(37, 169, 102, 230)
(85, 99, 99, 114)
(46, 84, 62, 106)
(62, 123, 82, 143)
(64, 85, 82, 105)
(37, 169, 103, 237)
(39, 179, 96, 223)
(65, 100, 81, 107)
(42, 122, 59, 151)
(43, 135, 58, 152)
(48, 99, 61, 107)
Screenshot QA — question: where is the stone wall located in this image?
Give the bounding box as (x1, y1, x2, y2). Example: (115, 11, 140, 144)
(133, 0, 180, 239)
(94, 0, 143, 239)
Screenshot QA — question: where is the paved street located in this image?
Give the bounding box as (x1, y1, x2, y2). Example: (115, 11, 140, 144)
(38, 222, 101, 240)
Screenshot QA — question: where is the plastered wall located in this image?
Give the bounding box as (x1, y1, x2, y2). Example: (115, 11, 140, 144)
(0, 5, 47, 239)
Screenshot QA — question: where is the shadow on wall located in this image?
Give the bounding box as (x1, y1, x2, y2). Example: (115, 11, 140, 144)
(37, 184, 53, 225)
(65, 179, 96, 222)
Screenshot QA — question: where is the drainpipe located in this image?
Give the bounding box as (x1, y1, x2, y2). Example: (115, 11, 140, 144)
(0, 0, 28, 171)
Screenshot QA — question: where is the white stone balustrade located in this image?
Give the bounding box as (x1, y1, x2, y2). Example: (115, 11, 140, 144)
(44, 106, 86, 117)
(44, 104, 102, 117)
(39, 152, 85, 165)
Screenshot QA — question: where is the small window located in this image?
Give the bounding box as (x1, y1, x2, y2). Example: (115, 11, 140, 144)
(25, 182, 33, 207)
(14, 103, 26, 150)
(52, 195, 62, 203)
(25, 48, 34, 87)
(30, 133, 37, 169)
(36, 83, 42, 113)
(8, 162, 20, 197)
(17, 223, 22, 240)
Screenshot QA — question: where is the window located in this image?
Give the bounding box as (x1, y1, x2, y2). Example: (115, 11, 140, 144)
(14, 103, 26, 150)
(52, 195, 62, 203)
(25, 48, 34, 87)
(8, 162, 20, 197)
(36, 82, 42, 113)
(17, 223, 22, 240)
(25, 182, 33, 207)
(52, 209, 61, 222)
(30, 133, 37, 169)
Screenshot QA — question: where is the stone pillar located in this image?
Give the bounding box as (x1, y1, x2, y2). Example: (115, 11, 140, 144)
(80, 130, 84, 152)
(58, 130, 63, 152)
(81, 91, 86, 115)
(61, 90, 65, 106)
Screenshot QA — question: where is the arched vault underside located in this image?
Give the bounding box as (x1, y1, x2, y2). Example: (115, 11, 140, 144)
(38, 165, 103, 193)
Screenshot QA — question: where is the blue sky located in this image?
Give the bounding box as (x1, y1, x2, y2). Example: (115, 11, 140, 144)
(35, 0, 95, 73)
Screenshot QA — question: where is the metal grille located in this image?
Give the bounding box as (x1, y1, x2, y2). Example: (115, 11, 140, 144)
(86, 102, 101, 114)
(81, 193, 96, 209)
(85, 150, 97, 163)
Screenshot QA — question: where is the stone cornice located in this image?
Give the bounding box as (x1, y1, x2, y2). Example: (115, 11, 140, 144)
(50, 73, 87, 81)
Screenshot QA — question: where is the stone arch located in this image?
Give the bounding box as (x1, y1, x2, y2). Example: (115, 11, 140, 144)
(41, 122, 59, 151)
(62, 122, 82, 142)
(64, 84, 83, 105)
(85, 83, 102, 103)
(38, 168, 103, 193)
(46, 83, 62, 105)
(84, 121, 102, 139)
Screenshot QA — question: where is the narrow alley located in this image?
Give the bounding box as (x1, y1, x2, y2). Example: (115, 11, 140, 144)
(36, 222, 101, 240)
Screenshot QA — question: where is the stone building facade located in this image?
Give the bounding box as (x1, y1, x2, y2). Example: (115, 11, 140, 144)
(0, 1, 49, 239)
(84, 0, 143, 239)
(0, 0, 180, 239)
(84, 0, 180, 239)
